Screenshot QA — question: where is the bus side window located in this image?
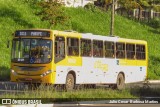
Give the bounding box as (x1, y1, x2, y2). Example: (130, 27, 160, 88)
(93, 40, 103, 57)
(81, 39, 92, 57)
(105, 41, 115, 58)
(126, 44, 135, 59)
(54, 36, 65, 63)
(67, 37, 79, 56)
(116, 42, 125, 59)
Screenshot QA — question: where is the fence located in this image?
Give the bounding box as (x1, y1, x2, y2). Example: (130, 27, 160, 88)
(133, 9, 160, 20)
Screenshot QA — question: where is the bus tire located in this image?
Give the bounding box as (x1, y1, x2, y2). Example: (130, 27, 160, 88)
(116, 73, 125, 90)
(65, 73, 75, 91)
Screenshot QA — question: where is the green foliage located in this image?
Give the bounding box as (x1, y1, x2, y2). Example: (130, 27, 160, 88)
(118, 0, 150, 10)
(153, 6, 160, 12)
(84, 3, 96, 11)
(118, 0, 140, 11)
(20, 0, 42, 4)
(149, 18, 160, 29)
(138, 0, 150, 8)
(36, 0, 68, 28)
(84, 3, 102, 12)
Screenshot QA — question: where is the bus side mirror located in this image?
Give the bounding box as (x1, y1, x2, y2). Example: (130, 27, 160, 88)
(7, 41, 10, 48)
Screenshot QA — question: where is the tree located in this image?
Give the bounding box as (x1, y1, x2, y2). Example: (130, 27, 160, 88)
(135, 0, 150, 20)
(94, 0, 112, 11)
(104, 0, 112, 11)
(117, 0, 152, 20)
(148, 0, 160, 12)
(37, 0, 68, 28)
(117, 0, 140, 17)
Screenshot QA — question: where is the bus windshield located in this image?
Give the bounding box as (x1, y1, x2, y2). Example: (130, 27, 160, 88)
(11, 39, 52, 64)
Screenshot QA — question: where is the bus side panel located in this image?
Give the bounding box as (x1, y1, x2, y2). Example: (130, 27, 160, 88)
(80, 57, 118, 84)
(53, 55, 82, 84)
(117, 66, 147, 83)
(116, 59, 147, 83)
(54, 66, 82, 84)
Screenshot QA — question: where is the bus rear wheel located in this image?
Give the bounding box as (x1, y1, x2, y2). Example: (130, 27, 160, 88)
(65, 73, 75, 91)
(116, 73, 125, 90)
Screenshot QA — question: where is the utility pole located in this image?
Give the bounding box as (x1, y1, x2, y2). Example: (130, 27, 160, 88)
(110, 0, 115, 36)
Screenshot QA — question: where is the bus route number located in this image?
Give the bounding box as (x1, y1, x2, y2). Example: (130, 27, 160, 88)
(19, 32, 27, 36)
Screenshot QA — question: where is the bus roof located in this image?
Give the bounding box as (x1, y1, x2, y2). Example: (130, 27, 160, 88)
(81, 33, 147, 44)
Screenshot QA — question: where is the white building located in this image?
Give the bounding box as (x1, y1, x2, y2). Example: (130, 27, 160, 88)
(61, 0, 96, 7)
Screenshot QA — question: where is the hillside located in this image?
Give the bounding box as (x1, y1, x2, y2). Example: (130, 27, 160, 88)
(0, 0, 160, 80)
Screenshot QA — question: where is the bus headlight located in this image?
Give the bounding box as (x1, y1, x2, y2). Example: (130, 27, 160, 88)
(11, 69, 17, 75)
(40, 70, 52, 77)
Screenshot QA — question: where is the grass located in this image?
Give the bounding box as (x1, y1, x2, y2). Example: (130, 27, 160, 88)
(0, 84, 137, 99)
(2, 89, 134, 99)
(1, 84, 160, 100)
(0, 0, 160, 81)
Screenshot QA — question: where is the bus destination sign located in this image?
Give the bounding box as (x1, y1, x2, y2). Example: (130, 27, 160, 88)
(15, 30, 50, 37)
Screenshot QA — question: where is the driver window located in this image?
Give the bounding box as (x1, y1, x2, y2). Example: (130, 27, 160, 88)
(55, 36, 65, 63)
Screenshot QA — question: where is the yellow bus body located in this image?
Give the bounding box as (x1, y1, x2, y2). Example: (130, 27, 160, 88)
(10, 29, 148, 88)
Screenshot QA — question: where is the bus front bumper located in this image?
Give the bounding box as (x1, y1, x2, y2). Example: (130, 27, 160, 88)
(10, 70, 55, 84)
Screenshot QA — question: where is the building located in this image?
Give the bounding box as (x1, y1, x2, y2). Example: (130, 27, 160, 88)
(60, 0, 96, 7)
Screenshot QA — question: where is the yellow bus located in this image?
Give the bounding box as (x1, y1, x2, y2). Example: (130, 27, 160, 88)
(10, 29, 148, 90)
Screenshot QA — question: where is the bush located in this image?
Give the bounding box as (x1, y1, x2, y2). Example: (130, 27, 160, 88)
(149, 18, 160, 29)
(84, 3, 99, 12)
(36, 0, 68, 28)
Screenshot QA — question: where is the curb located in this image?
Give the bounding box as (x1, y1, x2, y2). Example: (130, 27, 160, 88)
(146, 80, 160, 84)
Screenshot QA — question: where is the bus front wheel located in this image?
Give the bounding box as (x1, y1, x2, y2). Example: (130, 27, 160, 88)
(65, 73, 75, 91)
